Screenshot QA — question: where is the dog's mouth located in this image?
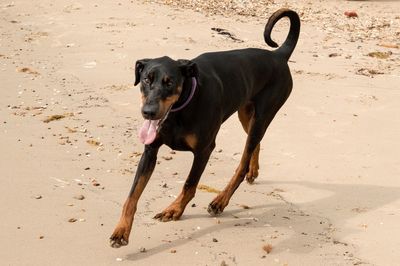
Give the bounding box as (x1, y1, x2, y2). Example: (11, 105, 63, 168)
(138, 106, 172, 145)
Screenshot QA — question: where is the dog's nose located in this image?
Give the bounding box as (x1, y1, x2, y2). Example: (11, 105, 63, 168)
(142, 105, 157, 119)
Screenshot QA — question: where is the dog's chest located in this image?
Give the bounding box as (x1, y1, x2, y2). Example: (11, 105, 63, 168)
(160, 123, 195, 151)
(163, 133, 195, 151)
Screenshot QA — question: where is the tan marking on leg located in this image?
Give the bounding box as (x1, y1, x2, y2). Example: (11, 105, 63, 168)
(238, 103, 254, 133)
(110, 175, 149, 247)
(238, 103, 260, 183)
(120, 175, 147, 221)
(185, 134, 197, 150)
(246, 144, 260, 183)
(154, 186, 196, 222)
(208, 152, 252, 215)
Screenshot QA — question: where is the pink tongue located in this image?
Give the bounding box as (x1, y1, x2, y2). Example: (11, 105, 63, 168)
(139, 120, 158, 145)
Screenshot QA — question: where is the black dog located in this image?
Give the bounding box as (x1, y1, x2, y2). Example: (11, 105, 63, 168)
(110, 8, 300, 248)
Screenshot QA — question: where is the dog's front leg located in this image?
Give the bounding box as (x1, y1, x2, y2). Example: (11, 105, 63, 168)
(154, 144, 214, 222)
(110, 144, 160, 248)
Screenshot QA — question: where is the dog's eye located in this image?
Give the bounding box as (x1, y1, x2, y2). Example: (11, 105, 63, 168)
(163, 78, 173, 87)
(143, 77, 150, 84)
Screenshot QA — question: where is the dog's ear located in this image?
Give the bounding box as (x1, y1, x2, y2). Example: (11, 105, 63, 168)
(178, 59, 199, 79)
(134, 59, 150, 86)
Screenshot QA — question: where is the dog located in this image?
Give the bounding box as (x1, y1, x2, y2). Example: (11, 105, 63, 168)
(110, 8, 300, 248)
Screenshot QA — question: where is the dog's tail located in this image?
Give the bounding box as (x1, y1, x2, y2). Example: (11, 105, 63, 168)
(264, 8, 300, 61)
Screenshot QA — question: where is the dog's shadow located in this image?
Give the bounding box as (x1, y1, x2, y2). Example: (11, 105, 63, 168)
(125, 180, 400, 261)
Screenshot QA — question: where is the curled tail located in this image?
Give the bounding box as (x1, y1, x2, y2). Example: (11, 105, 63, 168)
(264, 8, 300, 61)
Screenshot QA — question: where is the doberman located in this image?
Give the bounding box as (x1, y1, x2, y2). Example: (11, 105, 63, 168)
(110, 8, 300, 248)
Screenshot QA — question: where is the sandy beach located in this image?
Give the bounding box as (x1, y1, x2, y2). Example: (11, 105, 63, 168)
(1, 0, 400, 265)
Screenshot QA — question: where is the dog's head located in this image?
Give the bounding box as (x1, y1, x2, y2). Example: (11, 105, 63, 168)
(134, 56, 198, 120)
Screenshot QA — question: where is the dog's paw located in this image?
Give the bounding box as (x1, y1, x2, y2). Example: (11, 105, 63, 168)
(246, 174, 257, 184)
(153, 206, 183, 222)
(245, 166, 259, 184)
(109, 227, 129, 248)
(207, 203, 223, 216)
(207, 196, 227, 216)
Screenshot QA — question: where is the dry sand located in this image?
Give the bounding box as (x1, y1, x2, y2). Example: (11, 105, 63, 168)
(1, 0, 400, 265)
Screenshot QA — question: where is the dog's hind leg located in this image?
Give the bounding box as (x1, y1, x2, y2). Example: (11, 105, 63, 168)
(238, 103, 260, 184)
(208, 114, 265, 215)
(208, 84, 291, 215)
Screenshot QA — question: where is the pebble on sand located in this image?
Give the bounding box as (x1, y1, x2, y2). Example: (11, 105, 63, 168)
(73, 194, 85, 200)
(262, 244, 273, 254)
(344, 11, 358, 18)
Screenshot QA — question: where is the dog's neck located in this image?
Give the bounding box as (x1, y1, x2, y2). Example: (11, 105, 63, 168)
(171, 77, 197, 112)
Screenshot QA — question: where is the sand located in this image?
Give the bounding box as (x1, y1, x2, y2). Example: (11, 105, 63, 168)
(1, 0, 399, 265)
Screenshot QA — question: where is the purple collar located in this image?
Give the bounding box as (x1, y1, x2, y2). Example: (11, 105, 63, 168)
(170, 77, 197, 112)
